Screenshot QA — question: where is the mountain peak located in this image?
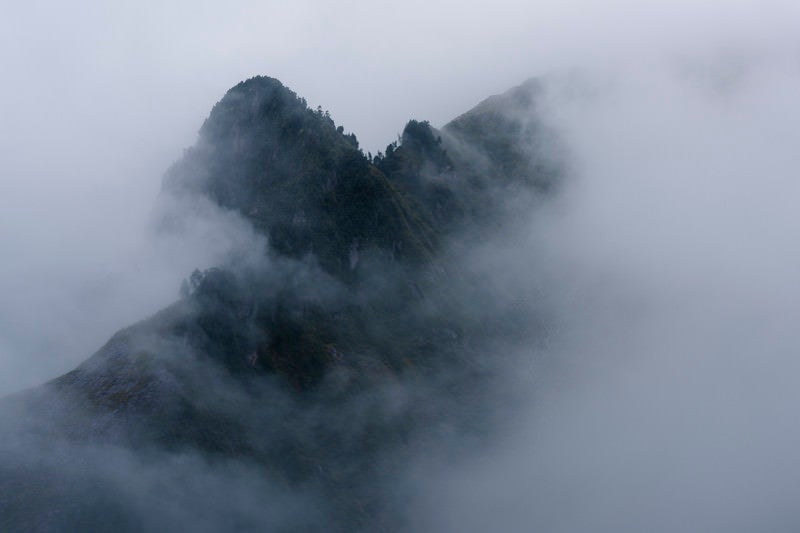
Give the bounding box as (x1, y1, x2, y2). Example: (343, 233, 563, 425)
(0, 75, 561, 531)
(165, 76, 437, 283)
(199, 75, 322, 143)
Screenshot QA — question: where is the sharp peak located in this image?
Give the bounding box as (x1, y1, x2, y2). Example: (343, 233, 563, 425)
(445, 77, 542, 126)
(229, 75, 287, 92)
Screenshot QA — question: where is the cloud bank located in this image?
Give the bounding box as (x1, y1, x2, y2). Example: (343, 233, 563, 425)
(410, 52, 800, 532)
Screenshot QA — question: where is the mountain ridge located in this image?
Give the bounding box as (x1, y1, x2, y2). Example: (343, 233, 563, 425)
(0, 75, 559, 531)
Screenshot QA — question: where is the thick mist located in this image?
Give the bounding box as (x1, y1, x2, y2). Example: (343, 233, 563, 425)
(2, 1, 800, 531)
(410, 54, 800, 532)
(2, 0, 797, 395)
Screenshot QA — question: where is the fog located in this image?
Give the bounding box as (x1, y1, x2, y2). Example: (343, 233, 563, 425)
(2, 0, 797, 392)
(409, 55, 800, 531)
(2, 0, 800, 531)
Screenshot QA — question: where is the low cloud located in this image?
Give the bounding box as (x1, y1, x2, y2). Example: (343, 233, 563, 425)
(408, 54, 800, 532)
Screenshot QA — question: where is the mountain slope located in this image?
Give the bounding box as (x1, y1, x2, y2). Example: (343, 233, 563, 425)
(0, 76, 559, 531)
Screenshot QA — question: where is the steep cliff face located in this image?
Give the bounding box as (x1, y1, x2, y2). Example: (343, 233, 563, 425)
(0, 76, 559, 531)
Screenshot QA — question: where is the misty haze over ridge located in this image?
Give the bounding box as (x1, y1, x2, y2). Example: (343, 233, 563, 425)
(4, 58, 797, 531)
(0, 70, 562, 531)
(409, 57, 800, 531)
(2, 0, 797, 395)
(3, 1, 800, 531)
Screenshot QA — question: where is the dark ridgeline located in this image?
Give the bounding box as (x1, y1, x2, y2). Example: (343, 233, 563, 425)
(0, 76, 559, 531)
